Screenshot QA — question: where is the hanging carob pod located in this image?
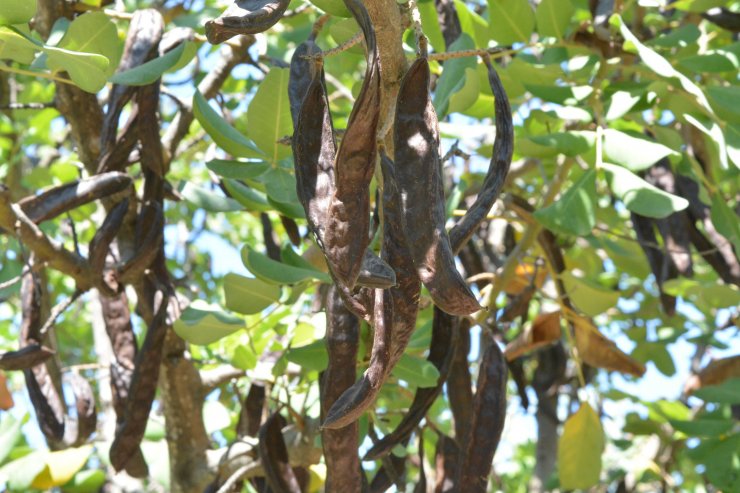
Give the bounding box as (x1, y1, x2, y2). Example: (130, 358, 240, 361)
(257, 412, 302, 493)
(457, 335, 508, 492)
(20, 268, 65, 443)
(321, 286, 363, 492)
(363, 307, 459, 459)
(205, 0, 291, 44)
(448, 54, 514, 254)
(289, 25, 387, 318)
(0, 344, 55, 371)
(393, 55, 480, 316)
(323, 151, 421, 430)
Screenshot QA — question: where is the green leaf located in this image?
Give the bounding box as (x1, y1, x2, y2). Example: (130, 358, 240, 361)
(241, 247, 331, 285)
(45, 45, 109, 93)
(109, 42, 185, 85)
(487, 0, 535, 45)
(525, 84, 593, 105)
(222, 179, 272, 212)
(391, 354, 440, 388)
(309, 0, 351, 17)
(0, 0, 37, 25)
(605, 89, 644, 121)
(433, 34, 476, 117)
(206, 159, 270, 180)
(232, 344, 258, 371)
(693, 378, 740, 404)
(224, 273, 281, 315)
(268, 196, 306, 220)
(447, 67, 480, 115)
(57, 12, 120, 77)
(602, 162, 688, 218)
(528, 131, 594, 157)
(0, 27, 39, 64)
(602, 129, 678, 172)
(173, 300, 244, 346)
(561, 271, 620, 317)
(679, 53, 737, 73)
(256, 167, 298, 204)
(670, 418, 734, 437)
(2, 451, 49, 491)
(62, 469, 106, 493)
(647, 23, 700, 48)
(699, 285, 740, 309)
(535, 0, 574, 39)
(534, 169, 597, 236)
(286, 340, 328, 372)
(710, 194, 740, 254)
(0, 413, 24, 464)
(247, 68, 292, 163)
(192, 89, 264, 159)
(454, 0, 489, 48)
(179, 181, 243, 212)
(558, 403, 604, 490)
(417, 0, 445, 53)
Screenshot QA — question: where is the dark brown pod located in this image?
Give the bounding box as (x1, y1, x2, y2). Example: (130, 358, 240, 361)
(24, 367, 65, 442)
(289, 37, 322, 127)
(205, 0, 291, 44)
(18, 172, 132, 224)
(0, 345, 55, 371)
(357, 248, 397, 289)
(89, 199, 129, 275)
(326, 0, 381, 289)
(110, 297, 169, 472)
(363, 307, 458, 460)
(449, 56, 514, 254)
(69, 373, 97, 445)
(458, 336, 508, 492)
(257, 413, 302, 493)
(394, 58, 480, 316)
(321, 286, 363, 492)
(630, 212, 677, 315)
(434, 434, 461, 493)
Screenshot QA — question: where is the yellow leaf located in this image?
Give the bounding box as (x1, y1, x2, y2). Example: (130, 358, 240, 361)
(572, 314, 646, 377)
(31, 445, 93, 489)
(558, 402, 604, 490)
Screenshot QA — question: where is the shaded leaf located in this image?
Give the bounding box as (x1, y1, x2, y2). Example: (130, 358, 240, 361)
(391, 354, 441, 388)
(224, 273, 281, 315)
(241, 247, 331, 285)
(193, 89, 263, 158)
(179, 181, 243, 212)
(534, 169, 597, 236)
(487, 0, 535, 45)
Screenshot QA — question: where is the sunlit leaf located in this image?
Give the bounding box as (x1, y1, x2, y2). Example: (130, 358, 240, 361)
(173, 300, 244, 346)
(558, 403, 604, 490)
(224, 273, 281, 315)
(534, 169, 597, 236)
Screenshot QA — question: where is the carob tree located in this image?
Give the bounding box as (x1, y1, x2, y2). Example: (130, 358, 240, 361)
(0, 0, 738, 492)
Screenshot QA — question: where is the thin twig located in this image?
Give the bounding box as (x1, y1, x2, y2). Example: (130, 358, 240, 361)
(215, 464, 255, 493)
(428, 46, 521, 62)
(0, 102, 55, 110)
(284, 2, 313, 17)
(39, 289, 83, 337)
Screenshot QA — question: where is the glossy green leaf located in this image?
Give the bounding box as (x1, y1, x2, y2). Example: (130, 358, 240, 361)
(487, 0, 535, 45)
(391, 354, 440, 388)
(534, 169, 597, 236)
(222, 178, 272, 212)
(309, 0, 350, 17)
(603, 129, 678, 172)
(57, 12, 120, 77)
(256, 167, 298, 204)
(179, 181, 243, 212)
(232, 344, 258, 371)
(528, 131, 594, 157)
(247, 68, 293, 163)
(454, 0, 489, 48)
(206, 159, 270, 180)
(192, 89, 264, 158)
(535, 0, 574, 39)
(525, 84, 593, 105)
(603, 162, 688, 218)
(710, 194, 740, 254)
(0, 0, 36, 26)
(224, 273, 281, 315)
(109, 43, 185, 85)
(417, 0, 445, 53)
(241, 247, 331, 285)
(448, 67, 480, 115)
(0, 27, 39, 64)
(286, 340, 328, 372)
(561, 271, 620, 317)
(45, 45, 109, 93)
(693, 378, 740, 404)
(173, 301, 244, 346)
(558, 403, 604, 490)
(433, 34, 476, 117)
(670, 418, 734, 437)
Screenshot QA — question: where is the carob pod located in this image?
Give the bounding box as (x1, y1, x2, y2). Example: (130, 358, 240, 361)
(457, 336, 508, 492)
(370, 451, 406, 493)
(0, 344, 55, 371)
(322, 285, 391, 429)
(118, 202, 164, 284)
(110, 296, 169, 472)
(257, 412, 302, 493)
(325, 0, 381, 290)
(393, 57, 480, 316)
(448, 55, 514, 254)
(237, 382, 266, 438)
(20, 268, 66, 443)
(205, 0, 291, 44)
(447, 319, 473, 445)
(323, 152, 421, 430)
(364, 308, 459, 460)
(357, 248, 397, 289)
(434, 433, 461, 493)
(631, 212, 677, 315)
(321, 286, 363, 492)
(413, 431, 427, 493)
(88, 199, 129, 276)
(67, 372, 97, 446)
(18, 172, 132, 224)
(289, 35, 380, 319)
